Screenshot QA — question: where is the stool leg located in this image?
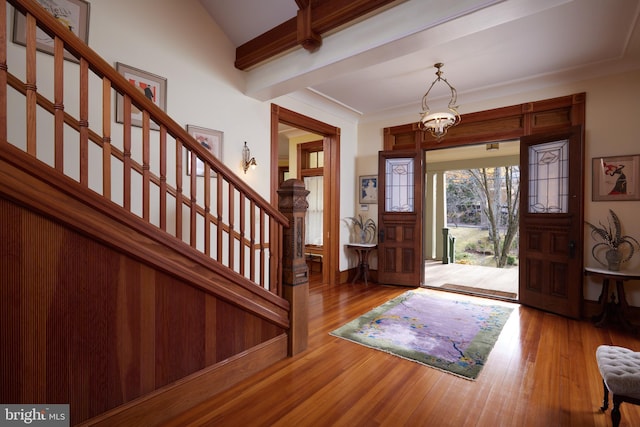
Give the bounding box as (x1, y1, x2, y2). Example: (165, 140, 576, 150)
(600, 380, 609, 411)
(611, 395, 622, 427)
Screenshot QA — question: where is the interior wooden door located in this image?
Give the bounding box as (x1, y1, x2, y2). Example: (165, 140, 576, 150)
(377, 150, 423, 286)
(519, 126, 584, 318)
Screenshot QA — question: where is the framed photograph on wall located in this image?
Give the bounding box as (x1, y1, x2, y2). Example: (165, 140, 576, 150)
(186, 125, 223, 177)
(592, 154, 640, 201)
(115, 62, 167, 130)
(359, 175, 378, 204)
(12, 0, 91, 63)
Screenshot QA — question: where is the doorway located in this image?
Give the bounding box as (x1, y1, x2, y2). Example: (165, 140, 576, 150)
(270, 105, 340, 286)
(423, 140, 520, 300)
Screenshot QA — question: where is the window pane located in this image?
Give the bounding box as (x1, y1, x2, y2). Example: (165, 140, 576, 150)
(528, 139, 569, 213)
(385, 157, 414, 212)
(304, 176, 323, 245)
(317, 151, 324, 168)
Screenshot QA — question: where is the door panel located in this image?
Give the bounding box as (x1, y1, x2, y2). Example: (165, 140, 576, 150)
(519, 126, 584, 318)
(377, 150, 423, 286)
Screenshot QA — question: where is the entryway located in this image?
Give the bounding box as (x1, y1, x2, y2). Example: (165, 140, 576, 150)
(424, 140, 520, 301)
(424, 260, 518, 300)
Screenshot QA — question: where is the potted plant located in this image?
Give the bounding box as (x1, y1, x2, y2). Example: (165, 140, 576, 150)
(586, 209, 639, 271)
(344, 215, 377, 244)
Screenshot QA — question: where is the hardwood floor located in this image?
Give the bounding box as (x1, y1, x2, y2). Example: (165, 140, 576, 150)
(166, 276, 640, 427)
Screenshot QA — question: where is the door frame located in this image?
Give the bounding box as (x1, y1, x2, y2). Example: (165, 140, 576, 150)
(383, 94, 586, 306)
(271, 104, 340, 285)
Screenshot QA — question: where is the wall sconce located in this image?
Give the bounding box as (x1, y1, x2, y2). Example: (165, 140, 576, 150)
(242, 141, 257, 174)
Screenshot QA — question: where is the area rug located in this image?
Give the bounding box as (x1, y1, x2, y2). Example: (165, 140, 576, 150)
(330, 288, 514, 380)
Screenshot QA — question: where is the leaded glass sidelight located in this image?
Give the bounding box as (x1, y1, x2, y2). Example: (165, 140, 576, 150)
(528, 139, 569, 213)
(385, 157, 415, 212)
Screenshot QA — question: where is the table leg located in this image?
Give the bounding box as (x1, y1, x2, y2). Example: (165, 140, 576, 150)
(593, 279, 610, 326)
(614, 280, 637, 333)
(351, 249, 363, 284)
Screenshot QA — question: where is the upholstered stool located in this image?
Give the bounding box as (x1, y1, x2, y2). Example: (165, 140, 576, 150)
(596, 345, 640, 427)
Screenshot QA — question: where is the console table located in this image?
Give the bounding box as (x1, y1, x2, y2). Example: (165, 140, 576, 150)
(584, 266, 639, 333)
(347, 243, 377, 285)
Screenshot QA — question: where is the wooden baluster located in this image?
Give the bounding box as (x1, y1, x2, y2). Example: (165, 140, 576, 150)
(53, 37, 64, 171)
(217, 176, 223, 262)
(102, 78, 112, 199)
(204, 163, 211, 256)
(250, 199, 256, 282)
(260, 209, 265, 287)
(0, 0, 6, 144)
(159, 126, 167, 231)
(79, 58, 89, 186)
(228, 185, 235, 270)
(142, 111, 150, 221)
(175, 139, 183, 240)
(123, 94, 132, 211)
(25, 14, 36, 155)
(239, 194, 246, 276)
(189, 149, 197, 248)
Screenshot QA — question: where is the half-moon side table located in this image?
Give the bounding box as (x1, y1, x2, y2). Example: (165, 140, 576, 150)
(584, 266, 639, 333)
(346, 243, 377, 285)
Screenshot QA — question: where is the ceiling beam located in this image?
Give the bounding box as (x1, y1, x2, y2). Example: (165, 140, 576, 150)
(235, 0, 403, 70)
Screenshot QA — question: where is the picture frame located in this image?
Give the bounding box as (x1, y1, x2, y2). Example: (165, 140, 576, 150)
(592, 154, 640, 201)
(186, 125, 223, 177)
(12, 0, 91, 63)
(359, 175, 378, 204)
(115, 62, 167, 130)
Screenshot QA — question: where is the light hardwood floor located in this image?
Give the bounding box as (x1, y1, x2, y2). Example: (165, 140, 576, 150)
(167, 276, 640, 427)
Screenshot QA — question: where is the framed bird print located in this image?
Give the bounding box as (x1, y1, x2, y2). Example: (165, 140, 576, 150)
(592, 154, 640, 201)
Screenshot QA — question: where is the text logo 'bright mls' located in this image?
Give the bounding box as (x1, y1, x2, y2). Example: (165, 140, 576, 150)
(1, 405, 69, 426)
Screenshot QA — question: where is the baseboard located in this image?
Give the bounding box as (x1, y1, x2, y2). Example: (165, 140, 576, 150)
(80, 335, 288, 426)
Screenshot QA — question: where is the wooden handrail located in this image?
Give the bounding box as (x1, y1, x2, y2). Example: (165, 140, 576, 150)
(3, 0, 288, 295)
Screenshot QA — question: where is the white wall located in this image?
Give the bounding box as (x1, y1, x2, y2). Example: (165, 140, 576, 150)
(357, 69, 640, 304)
(8, 0, 639, 288)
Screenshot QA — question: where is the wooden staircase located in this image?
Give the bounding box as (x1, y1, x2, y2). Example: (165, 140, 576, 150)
(0, 1, 300, 425)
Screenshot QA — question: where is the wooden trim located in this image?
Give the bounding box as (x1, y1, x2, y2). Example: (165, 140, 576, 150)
(271, 104, 341, 286)
(384, 93, 586, 150)
(79, 335, 288, 427)
(235, 0, 401, 70)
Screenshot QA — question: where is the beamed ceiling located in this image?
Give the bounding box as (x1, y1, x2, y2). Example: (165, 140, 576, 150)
(200, 0, 640, 120)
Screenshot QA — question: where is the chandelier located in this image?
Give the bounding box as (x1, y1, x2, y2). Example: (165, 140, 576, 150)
(418, 63, 460, 139)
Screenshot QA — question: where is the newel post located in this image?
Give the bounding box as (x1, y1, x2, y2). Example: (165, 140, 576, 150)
(277, 179, 310, 356)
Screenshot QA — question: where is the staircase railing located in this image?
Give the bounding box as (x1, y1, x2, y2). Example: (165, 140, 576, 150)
(1, 0, 287, 295)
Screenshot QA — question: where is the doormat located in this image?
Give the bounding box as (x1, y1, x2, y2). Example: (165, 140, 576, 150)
(330, 288, 514, 380)
(441, 283, 517, 300)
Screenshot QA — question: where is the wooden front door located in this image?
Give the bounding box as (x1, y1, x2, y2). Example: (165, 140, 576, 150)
(377, 150, 423, 286)
(519, 126, 584, 318)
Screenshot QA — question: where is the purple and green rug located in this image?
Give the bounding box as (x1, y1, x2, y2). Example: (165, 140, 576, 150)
(330, 288, 514, 380)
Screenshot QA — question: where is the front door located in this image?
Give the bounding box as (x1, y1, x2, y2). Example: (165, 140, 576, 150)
(519, 126, 584, 318)
(377, 150, 423, 286)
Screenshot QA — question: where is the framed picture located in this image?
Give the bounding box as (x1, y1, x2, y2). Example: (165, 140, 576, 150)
(592, 154, 640, 201)
(359, 175, 378, 204)
(115, 62, 167, 130)
(12, 0, 90, 63)
(186, 125, 223, 177)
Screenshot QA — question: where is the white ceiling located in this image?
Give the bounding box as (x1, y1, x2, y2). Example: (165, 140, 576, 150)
(200, 0, 640, 121)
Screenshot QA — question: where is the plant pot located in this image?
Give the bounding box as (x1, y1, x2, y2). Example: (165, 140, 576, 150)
(606, 249, 623, 271)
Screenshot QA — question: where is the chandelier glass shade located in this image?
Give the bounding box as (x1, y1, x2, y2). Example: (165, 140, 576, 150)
(418, 63, 460, 139)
